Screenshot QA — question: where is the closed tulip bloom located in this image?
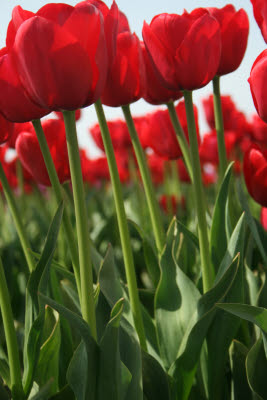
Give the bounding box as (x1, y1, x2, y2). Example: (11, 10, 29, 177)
(260, 207, 267, 230)
(16, 119, 70, 186)
(11, 2, 108, 111)
(90, 119, 131, 151)
(250, 0, 267, 43)
(101, 31, 145, 106)
(142, 9, 221, 90)
(0, 113, 14, 144)
(249, 50, 267, 123)
(141, 42, 182, 105)
(207, 5, 249, 76)
(0, 48, 49, 122)
(243, 144, 267, 207)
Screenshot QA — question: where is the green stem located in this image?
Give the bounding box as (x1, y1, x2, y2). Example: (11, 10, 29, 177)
(94, 99, 147, 350)
(0, 163, 35, 273)
(167, 101, 193, 182)
(183, 90, 214, 292)
(62, 111, 97, 341)
(122, 104, 165, 254)
(171, 160, 181, 200)
(32, 119, 81, 300)
(0, 257, 24, 399)
(212, 76, 228, 182)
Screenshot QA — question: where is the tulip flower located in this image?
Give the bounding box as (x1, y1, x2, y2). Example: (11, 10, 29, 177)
(90, 119, 131, 152)
(249, 50, 267, 123)
(207, 5, 249, 76)
(260, 206, 267, 230)
(101, 30, 145, 106)
(0, 114, 14, 144)
(250, 0, 267, 43)
(11, 2, 108, 111)
(16, 119, 70, 186)
(141, 42, 182, 105)
(243, 144, 267, 207)
(142, 8, 221, 91)
(0, 48, 49, 122)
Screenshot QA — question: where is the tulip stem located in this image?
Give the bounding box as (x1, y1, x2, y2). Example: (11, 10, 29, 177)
(167, 101, 193, 182)
(94, 99, 147, 351)
(122, 104, 165, 254)
(0, 163, 35, 273)
(32, 119, 81, 301)
(213, 75, 228, 182)
(183, 90, 214, 292)
(63, 111, 97, 341)
(0, 256, 24, 399)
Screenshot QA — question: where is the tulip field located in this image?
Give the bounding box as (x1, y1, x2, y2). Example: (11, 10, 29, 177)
(1, 0, 267, 399)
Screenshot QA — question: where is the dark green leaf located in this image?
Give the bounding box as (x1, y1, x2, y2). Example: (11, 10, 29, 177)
(246, 337, 267, 400)
(210, 163, 233, 273)
(155, 219, 200, 369)
(142, 351, 170, 400)
(169, 254, 240, 400)
(230, 340, 251, 400)
(97, 299, 124, 400)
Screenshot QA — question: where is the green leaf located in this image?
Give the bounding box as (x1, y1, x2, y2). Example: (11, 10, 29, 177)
(35, 307, 61, 396)
(177, 220, 199, 250)
(98, 246, 143, 399)
(0, 358, 10, 387)
(155, 219, 200, 369)
(236, 179, 267, 264)
(207, 214, 246, 399)
(169, 254, 240, 400)
(29, 379, 54, 400)
(97, 298, 124, 400)
(142, 351, 170, 400)
(0, 379, 10, 400)
(23, 203, 64, 396)
(67, 341, 88, 400)
(216, 303, 267, 333)
(210, 163, 233, 273)
(49, 385, 75, 400)
(38, 294, 98, 399)
(229, 340, 251, 400)
(246, 337, 267, 399)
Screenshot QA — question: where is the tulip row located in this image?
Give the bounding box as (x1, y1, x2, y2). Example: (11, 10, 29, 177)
(0, 0, 267, 399)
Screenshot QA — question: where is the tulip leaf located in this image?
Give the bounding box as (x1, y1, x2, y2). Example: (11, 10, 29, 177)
(67, 341, 88, 400)
(23, 203, 64, 396)
(39, 293, 98, 400)
(216, 303, 267, 333)
(229, 340, 251, 400)
(246, 337, 267, 400)
(0, 357, 10, 388)
(210, 162, 233, 272)
(49, 385, 75, 399)
(35, 307, 61, 396)
(97, 298, 124, 400)
(141, 350, 170, 400)
(169, 253, 239, 400)
(236, 179, 267, 265)
(98, 245, 143, 399)
(206, 213, 246, 399)
(155, 218, 201, 369)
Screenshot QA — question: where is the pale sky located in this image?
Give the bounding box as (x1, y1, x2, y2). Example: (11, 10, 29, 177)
(0, 0, 265, 157)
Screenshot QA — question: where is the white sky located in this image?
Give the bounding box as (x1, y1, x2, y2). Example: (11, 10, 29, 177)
(0, 0, 265, 157)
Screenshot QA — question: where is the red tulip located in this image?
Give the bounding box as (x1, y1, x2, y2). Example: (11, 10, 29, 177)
(243, 144, 267, 206)
(143, 101, 199, 160)
(142, 9, 221, 90)
(0, 113, 14, 144)
(207, 5, 249, 75)
(141, 42, 182, 105)
(11, 2, 108, 111)
(147, 152, 165, 185)
(249, 50, 267, 123)
(250, 0, 267, 43)
(159, 194, 185, 215)
(101, 30, 145, 106)
(250, 114, 267, 146)
(16, 119, 70, 186)
(7, 122, 33, 149)
(90, 119, 131, 151)
(260, 207, 267, 230)
(0, 48, 49, 122)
